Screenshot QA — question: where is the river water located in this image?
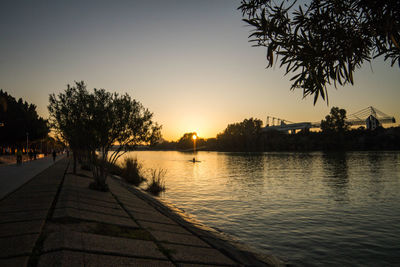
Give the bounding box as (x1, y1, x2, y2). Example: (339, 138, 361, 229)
(119, 151, 400, 266)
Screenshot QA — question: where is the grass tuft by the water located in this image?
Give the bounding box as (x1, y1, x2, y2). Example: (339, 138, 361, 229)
(146, 169, 166, 196)
(108, 157, 146, 186)
(122, 157, 145, 186)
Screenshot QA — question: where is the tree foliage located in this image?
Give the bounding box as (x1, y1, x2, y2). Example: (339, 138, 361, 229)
(0, 90, 49, 148)
(177, 132, 205, 150)
(48, 81, 161, 190)
(216, 118, 263, 151)
(239, 0, 400, 103)
(320, 107, 349, 133)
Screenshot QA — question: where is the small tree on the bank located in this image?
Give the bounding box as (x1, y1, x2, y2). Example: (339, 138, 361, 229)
(48, 82, 91, 173)
(321, 107, 349, 134)
(87, 88, 161, 191)
(48, 81, 161, 191)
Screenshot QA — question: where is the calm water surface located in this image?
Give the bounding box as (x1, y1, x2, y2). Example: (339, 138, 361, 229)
(120, 151, 400, 266)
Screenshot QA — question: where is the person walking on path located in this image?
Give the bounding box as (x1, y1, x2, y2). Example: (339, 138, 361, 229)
(52, 150, 57, 163)
(16, 149, 23, 165)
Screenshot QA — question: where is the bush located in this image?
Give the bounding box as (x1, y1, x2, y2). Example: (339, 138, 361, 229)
(122, 157, 145, 186)
(145, 169, 166, 196)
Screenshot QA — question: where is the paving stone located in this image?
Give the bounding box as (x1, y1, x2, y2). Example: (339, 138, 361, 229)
(78, 191, 115, 201)
(0, 233, 38, 257)
(80, 203, 128, 217)
(132, 211, 178, 225)
(59, 187, 83, 193)
(118, 197, 153, 208)
(53, 207, 138, 228)
(60, 183, 114, 200)
(58, 197, 121, 209)
(6, 192, 57, 200)
(180, 264, 227, 267)
(110, 190, 133, 197)
(57, 199, 126, 215)
(77, 194, 116, 204)
(0, 220, 43, 237)
(43, 231, 84, 251)
(0, 209, 48, 223)
(84, 253, 175, 266)
(39, 250, 83, 266)
(163, 243, 236, 265)
(62, 178, 90, 188)
(150, 230, 210, 248)
(82, 232, 168, 259)
(0, 197, 54, 209)
(125, 204, 160, 214)
(58, 192, 77, 199)
(44, 231, 167, 260)
(0, 205, 48, 213)
(68, 177, 94, 185)
(0, 256, 29, 267)
(124, 202, 158, 214)
(55, 199, 79, 209)
(39, 248, 174, 266)
(61, 184, 87, 191)
(59, 190, 118, 205)
(111, 189, 146, 200)
(139, 220, 191, 235)
(28, 180, 61, 186)
(55, 202, 129, 217)
(14, 186, 58, 193)
(116, 194, 145, 201)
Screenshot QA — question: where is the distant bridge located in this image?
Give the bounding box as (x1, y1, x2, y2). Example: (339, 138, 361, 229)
(262, 106, 396, 133)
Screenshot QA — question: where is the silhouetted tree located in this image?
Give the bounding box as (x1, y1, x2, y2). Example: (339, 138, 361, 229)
(320, 107, 349, 133)
(217, 118, 263, 151)
(0, 90, 49, 151)
(239, 0, 400, 103)
(48, 81, 161, 191)
(48, 82, 91, 173)
(177, 132, 206, 150)
(88, 88, 161, 191)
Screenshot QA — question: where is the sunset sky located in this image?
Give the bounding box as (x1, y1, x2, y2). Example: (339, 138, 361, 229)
(1, 0, 399, 141)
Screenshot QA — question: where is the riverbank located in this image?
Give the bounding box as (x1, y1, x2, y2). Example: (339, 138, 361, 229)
(0, 157, 282, 266)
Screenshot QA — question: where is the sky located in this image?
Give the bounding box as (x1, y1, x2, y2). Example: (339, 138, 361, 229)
(1, 0, 399, 141)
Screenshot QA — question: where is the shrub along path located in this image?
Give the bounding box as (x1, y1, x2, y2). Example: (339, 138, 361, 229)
(0, 157, 280, 266)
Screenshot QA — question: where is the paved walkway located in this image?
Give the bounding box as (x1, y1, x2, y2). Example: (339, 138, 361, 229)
(0, 157, 281, 266)
(0, 154, 66, 200)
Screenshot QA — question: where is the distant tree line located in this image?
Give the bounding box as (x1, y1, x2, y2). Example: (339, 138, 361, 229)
(0, 90, 49, 154)
(154, 107, 400, 152)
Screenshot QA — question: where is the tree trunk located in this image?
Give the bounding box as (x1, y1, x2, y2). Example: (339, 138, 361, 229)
(89, 150, 109, 192)
(73, 150, 77, 174)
